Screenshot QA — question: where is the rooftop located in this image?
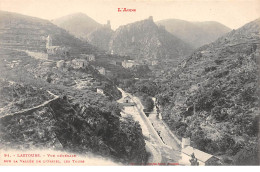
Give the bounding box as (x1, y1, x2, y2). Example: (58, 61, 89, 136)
(182, 146, 213, 163)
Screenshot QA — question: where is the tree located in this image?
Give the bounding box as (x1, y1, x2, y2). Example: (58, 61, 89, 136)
(191, 130, 208, 151)
(131, 65, 151, 77)
(216, 134, 235, 153)
(156, 94, 169, 106)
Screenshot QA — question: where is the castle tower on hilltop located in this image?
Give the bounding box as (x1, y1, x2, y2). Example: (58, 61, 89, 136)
(46, 35, 52, 48)
(148, 16, 153, 21)
(105, 20, 111, 29)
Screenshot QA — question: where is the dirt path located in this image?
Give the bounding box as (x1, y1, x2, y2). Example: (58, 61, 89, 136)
(0, 91, 59, 119)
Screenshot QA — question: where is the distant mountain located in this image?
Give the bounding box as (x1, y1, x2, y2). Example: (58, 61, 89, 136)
(0, 11, 97, 55)
(156, 19, 231, 48)
(52, 12, 102, 40)
(157, 18, 260, 165)
(108, 17, 193, 62)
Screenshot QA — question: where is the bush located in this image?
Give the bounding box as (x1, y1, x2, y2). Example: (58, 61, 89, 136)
(216, 135, 235, 153)
(191, 130, 208, 151)
(156, 94, 170, 106)
(106, 101, 123, 116)
(233, 143, 259, 165)
(205, 66, 217, 73)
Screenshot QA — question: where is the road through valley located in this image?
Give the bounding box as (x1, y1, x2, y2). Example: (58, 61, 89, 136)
(117, 88, 181, 165)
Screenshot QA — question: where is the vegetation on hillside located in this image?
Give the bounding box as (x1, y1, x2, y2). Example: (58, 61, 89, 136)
(0, 11, 148, 164)
(154, 19, 260, 165)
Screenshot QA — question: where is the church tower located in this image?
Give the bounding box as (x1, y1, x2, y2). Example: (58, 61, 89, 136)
(46, 35, 52, 48)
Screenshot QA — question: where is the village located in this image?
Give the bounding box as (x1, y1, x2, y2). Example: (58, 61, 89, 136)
(1, 33, 224, 166)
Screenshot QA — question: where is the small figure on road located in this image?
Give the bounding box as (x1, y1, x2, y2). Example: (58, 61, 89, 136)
(189, 153, 199, 166)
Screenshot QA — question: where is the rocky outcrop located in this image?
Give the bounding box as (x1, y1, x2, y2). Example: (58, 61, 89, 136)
(108, 17, 193, 62)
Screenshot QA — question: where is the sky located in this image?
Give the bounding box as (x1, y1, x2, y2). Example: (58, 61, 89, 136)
(0, 0, 260, 30)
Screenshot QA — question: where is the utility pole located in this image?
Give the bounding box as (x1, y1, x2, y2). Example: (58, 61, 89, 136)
(193, 103, 196, 116)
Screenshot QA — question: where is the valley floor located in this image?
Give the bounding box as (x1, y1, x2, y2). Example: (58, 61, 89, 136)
(117, 88, 182, 165)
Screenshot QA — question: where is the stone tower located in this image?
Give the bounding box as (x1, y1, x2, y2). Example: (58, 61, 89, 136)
(46, 35, 52, 48)
(106, 20, 111, 29)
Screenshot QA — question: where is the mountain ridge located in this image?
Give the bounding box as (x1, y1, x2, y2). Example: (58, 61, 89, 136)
(107, 17, 193, 63)
(156, 19, 231, 48)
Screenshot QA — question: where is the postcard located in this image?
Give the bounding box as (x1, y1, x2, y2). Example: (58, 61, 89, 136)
(0, 0, 259, 166)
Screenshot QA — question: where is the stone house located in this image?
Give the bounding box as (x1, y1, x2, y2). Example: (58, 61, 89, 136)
(123, 96, 131, 103)
(122, 60, 139, 68)
(97, 88, 104, 95)
(79, 54, 95, 62)
(179, 138, 221, 166)
(71, 59, 88, 69)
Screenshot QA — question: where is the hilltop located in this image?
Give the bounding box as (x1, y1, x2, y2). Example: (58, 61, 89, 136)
(156, 19, 231, 48)
(52, 13, 102, 40)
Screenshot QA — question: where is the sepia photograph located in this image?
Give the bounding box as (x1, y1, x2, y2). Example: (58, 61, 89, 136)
(0, 0, 259, 166)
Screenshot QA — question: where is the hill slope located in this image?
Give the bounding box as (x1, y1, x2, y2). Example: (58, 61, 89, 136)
(0, 11, 97, 55)
(156, 18, 260, 165)
(0, 11, 148, 164)
(108, 17, 193, 62)
(156, 19, 231, 48)
(87, 26, 114, 51)
(52, 13, 102, 40)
